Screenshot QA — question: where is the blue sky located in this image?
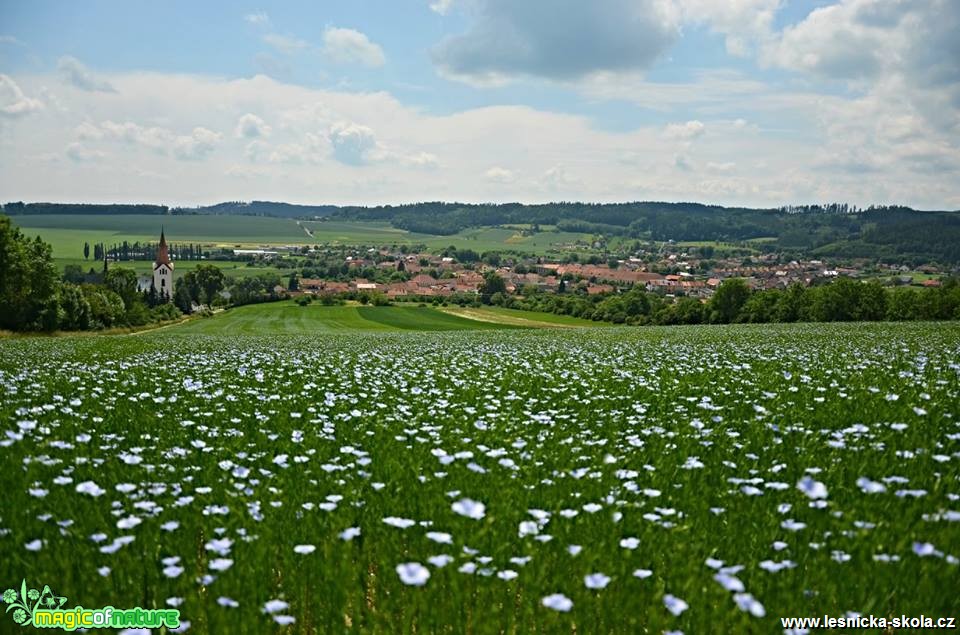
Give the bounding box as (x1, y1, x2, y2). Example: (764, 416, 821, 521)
(0, 0, 957, 208)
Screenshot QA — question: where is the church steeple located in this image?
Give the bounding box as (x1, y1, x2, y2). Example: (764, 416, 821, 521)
(156, 226, 171, 266)
(152, 226, 174, 302)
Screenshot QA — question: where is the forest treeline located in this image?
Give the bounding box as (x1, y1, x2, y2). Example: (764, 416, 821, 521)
(4, 200, 960, 263)
(489, 276, 960, 326)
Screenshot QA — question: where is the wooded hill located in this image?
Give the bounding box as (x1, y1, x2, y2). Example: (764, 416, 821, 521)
(4, 200, 959, 263)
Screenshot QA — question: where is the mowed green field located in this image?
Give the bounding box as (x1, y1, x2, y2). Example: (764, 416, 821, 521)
(0, 322, 958, 633)
(440, 306, 603, 327)
(174, 303, 515, 335)
(9, 215, 596, 261)
(11, 214, 312, 258)
(55, 259, 288, 281)
(304, 221, 592, 254)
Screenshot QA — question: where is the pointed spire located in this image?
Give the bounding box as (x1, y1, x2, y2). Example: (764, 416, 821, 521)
(156, 226, 171, 266)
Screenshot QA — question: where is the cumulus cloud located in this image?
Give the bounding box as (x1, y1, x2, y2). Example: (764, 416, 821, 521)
(765, 0, 960, 96)
(329, 121, 378, 165)
(429, 0, 455, 15)
(664, 120, 705, 139)
(0, 74, 43, 117)
(94, 120, 221, 160)
(678, 0, 780, 56)
(65, 142, 105, 163)
(263, 33, 309, 54)
(322, 27, 386, 67)
(173, 127, 221, 160)
(1, 70, 957, 208)
(244, 11, 270, 26)
(674, 154, 694, 171)
(431, 0, 680, 83)
(235, 113, 272, 138)
(484, 166, 515, 183)
(57, 56, 117, 93)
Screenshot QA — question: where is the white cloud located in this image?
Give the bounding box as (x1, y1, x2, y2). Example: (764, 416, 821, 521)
(400, 151, 440, 168)
(244, 11, 270, 26)
(100, 120, 172, 151)
(57, 56, 117, 93)
(0, 74, 43, 117)
(173, 127, 221, 160)
(678, 0, 780, 56)
(674, 154, 694, 171)
(235, 113, 272, 138)
(328, 121, 378, 165)
(322, 27, 386, 68)
(432, 0, 680, 83)
(706, 161, 736, 173)
(262, 34, 309, 54)
(429, 0, 455, 15)
(1, 70, 957, 209)
(484, 166, 515, 183)
(763, 0, 960, 111)
(92, 120, 221, 160)
(65, 142, 106, 163)
(664, 120, 705, 139)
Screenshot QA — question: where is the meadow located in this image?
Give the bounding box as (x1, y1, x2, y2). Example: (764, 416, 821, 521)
(10, 214, 595, 262)
(0, 322, 958, 633)
(173, 303, 521, 335)
(11, 215, 312, 256)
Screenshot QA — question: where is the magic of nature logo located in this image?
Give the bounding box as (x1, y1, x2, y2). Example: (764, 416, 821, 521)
(3, 580, 180, 631)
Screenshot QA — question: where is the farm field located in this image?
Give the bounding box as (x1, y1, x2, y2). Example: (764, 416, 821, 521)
(10, 215, 598, 261)
(55, 258, 288, 281)
(172, 302, 516, 335)
(0, 322, 958, 632)
(440, 306, 604, 328)
(10, 214, 313, 257)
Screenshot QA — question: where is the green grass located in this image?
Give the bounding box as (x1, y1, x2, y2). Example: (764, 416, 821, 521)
(441, 306, 605, 327)
(11, 213, 599, 262)
(171, 302, 516, 335)
(303, 221, 592, 254)
(55, 258, 289, 280)
(11, 214, 311, 258)
(0, 322, 957, 633)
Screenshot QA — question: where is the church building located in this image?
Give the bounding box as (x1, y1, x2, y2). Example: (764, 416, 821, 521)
(153, 228, 174, 301)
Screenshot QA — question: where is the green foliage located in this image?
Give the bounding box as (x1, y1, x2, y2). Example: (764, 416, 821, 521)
(81, 284, 125, 328)
(708, 279, 750, 324)
(479, 272, 507, 302)
(57, 284, 92, 331)
(0, 215, 60, 331)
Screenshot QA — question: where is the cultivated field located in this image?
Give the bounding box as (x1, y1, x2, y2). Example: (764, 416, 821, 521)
(170, 302, 603, 335)
(11, 214, 313, 256)
(1, 322, 958, 632)
(10, 214, 597, 261)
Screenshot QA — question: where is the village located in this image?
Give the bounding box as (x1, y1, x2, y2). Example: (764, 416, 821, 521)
(247, 243, 951, 302)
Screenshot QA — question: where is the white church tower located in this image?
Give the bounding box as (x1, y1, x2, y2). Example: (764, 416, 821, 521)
(153, 228, 174, 301)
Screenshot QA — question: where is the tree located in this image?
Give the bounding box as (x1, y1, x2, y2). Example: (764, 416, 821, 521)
(773, 283, 808, 322)
(674, 297, 705, 324)
(63, 264, 85, 284)
(173, 281, 194, 314)
(58, 284, 92, 330)
(0, 216, 60, 331)
(708, 278, 750, 323)
(288, 272, 299, 291)
(104, 268, 140, 311)
(479, 272, 507, 303)
(83, 242, 90, 260)
(192, 264, 226, 304)
(82, 284, 125, 327)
